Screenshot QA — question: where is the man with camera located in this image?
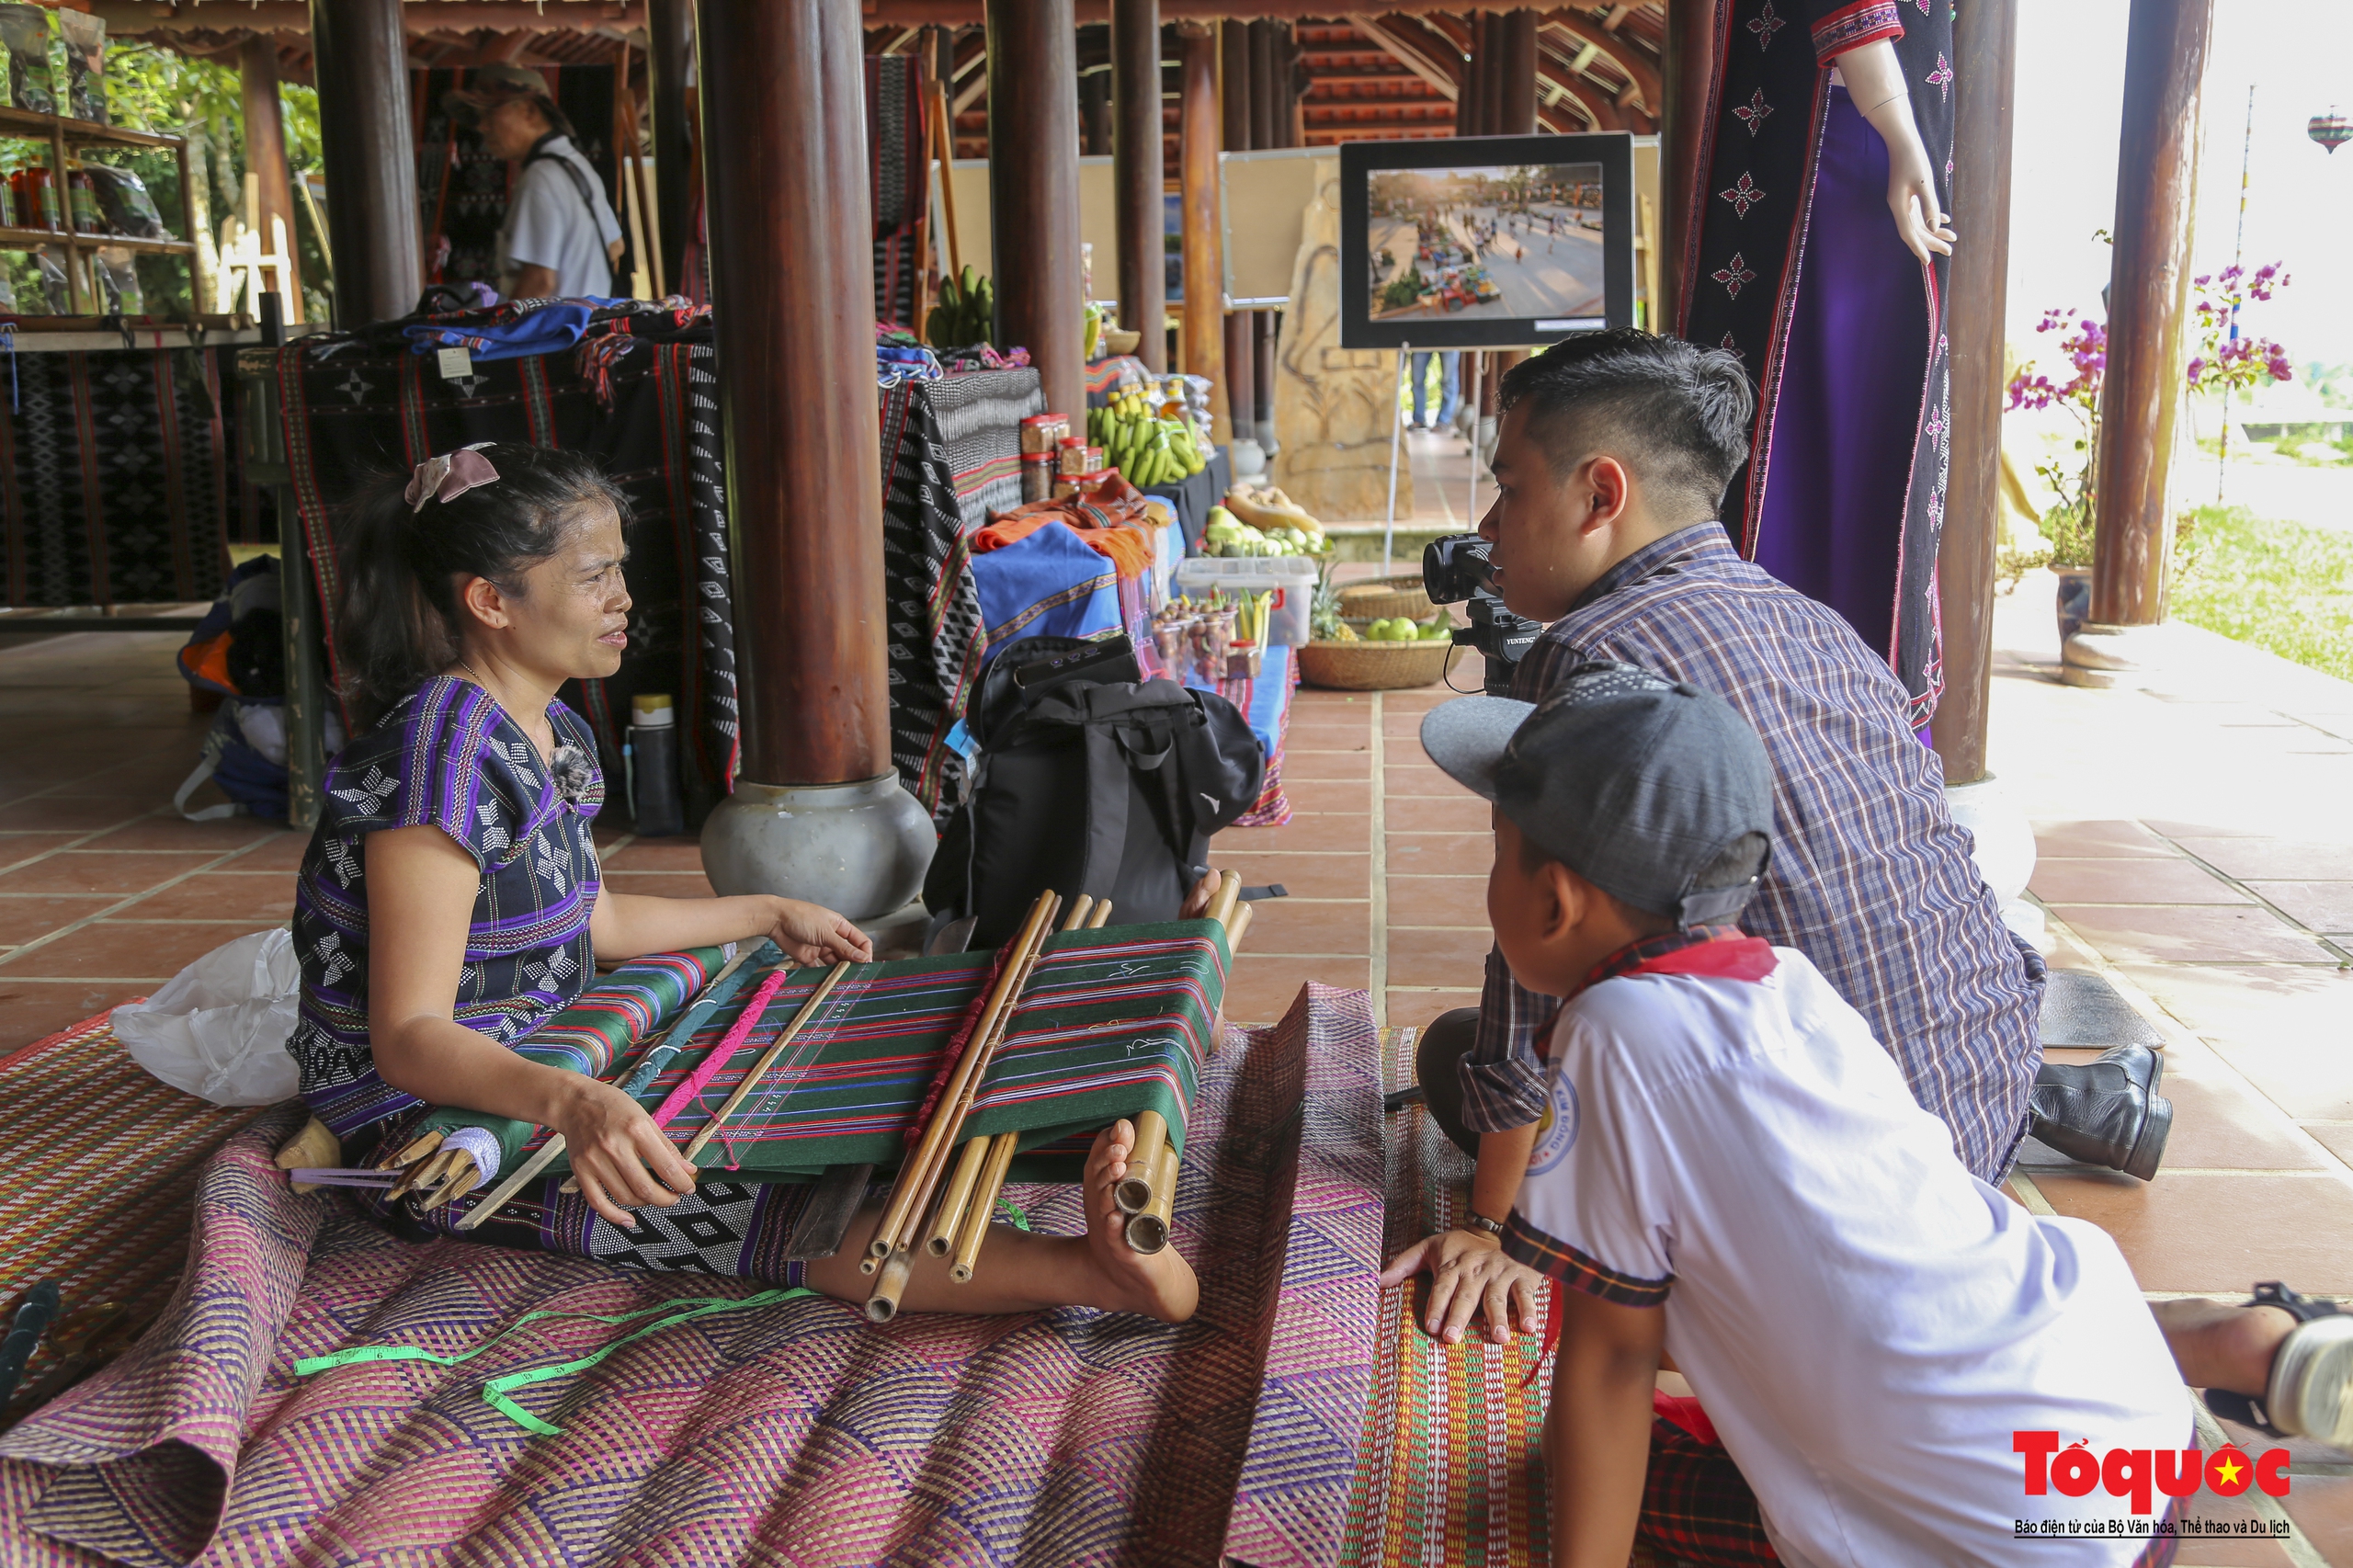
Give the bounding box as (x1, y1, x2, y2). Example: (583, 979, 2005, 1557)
(1381, 328, 2172, 1346)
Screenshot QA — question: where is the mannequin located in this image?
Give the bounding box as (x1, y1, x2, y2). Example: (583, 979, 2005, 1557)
(1677, 1, 1957, 729)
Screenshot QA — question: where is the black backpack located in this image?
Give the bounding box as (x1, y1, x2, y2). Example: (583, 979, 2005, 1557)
(925, 637, 1266, 950)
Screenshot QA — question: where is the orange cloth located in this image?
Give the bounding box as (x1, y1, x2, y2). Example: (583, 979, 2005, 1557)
(976, 485, 1158, 581)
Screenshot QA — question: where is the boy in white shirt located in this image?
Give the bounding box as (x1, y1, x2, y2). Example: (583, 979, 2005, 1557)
(1420, 665, 2197, 1567)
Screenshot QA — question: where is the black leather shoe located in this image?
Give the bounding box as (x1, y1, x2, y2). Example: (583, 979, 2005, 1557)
(2029, 1043, 2172, 1181)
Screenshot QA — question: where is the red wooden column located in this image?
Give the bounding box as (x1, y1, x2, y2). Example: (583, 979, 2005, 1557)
(308, 0, 418, 324)
(1112, 0, 1165, 371)
(2088, 0, 2214, 629)
(1500, 11, 1538, 135)
(1177, 23, 1228, 440)
(239, 36, 302, 320)
(1658, 0, 1715, 333)
(989, 0, 1087, 418)
(1930, 0, 2018, 781)
(647, 0, 696, 293)
(1248, 20, 1279, 151)
(1221, 19, 1256, 451)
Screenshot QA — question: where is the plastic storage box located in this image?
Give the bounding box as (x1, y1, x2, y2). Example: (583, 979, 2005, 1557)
(1170, 556, 1318, 647)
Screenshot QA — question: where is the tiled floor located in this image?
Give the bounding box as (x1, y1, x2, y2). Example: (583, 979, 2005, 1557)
(3, 566, 2351, 1560)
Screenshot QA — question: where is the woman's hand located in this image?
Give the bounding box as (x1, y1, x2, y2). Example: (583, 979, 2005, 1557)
(767, 898, 875, 967)
(546, 1077, 701, 1228)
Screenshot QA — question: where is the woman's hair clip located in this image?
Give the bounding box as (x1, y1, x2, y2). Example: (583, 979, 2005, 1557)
(404, 442, 500, 514)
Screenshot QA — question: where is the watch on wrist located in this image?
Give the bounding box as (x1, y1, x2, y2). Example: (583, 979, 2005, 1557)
(1461, 1212, 1505, 1240)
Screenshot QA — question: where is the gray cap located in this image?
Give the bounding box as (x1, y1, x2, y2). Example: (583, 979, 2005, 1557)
(1418, 662, 1775, 926)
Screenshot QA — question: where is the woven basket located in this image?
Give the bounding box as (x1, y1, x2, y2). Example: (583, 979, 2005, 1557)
(1297, 638, 1453, 691)
(1336, 574, 1434, 622)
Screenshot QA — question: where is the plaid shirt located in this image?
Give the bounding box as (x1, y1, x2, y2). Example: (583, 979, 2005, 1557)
(1461, 524, 2041, 1181)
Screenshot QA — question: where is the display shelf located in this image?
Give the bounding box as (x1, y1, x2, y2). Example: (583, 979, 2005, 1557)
(0, 224, 194, 256)
(0, 105, 180, 153)
(0, 105, 200, 318)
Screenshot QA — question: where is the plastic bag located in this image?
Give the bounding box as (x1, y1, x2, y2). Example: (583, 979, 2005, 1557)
(0, 5, 53, 116)
(113, 928, 301, 1106)
(55, 9, 100, 125)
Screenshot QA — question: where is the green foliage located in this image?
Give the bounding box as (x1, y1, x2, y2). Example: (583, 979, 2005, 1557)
(2169, 505, 2353, 683)
(1379, 266, 1425, 311)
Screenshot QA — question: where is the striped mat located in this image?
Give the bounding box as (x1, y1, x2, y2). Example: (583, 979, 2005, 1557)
(1342, 1028, 1665, 1568)
(0, 1010, 267, 1428)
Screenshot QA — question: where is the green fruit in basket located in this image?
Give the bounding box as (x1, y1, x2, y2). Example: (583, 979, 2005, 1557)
(1422, 621, 1452, 641)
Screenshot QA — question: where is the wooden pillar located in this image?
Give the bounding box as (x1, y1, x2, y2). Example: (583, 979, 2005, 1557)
(2089, 0, 2212, 628)
(987, 0, 1087, 418)
(1930, 0, 2017, 783)
(1112, 0, 1165, 371)
(1252, 310, 1276, 443)
(696, 0, 889, 787)
(1500, 10, 1538, 135)
(1248, 19, 1279, 152)
(309, 0, 418, 325)
(647, 0, 696, 292)
(1658, 0, 1715, 333)
(1080, 68, 1112, 156)
(1177, 24, 1228, 441)
(1221, 19, 1255, 444)
(239, 36, 302, 320)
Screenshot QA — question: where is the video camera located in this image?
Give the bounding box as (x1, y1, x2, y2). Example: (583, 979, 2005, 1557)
(1423, 534, 1545, 695)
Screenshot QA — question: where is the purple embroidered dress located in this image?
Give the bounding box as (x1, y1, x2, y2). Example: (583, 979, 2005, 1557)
(1675, 0, 1955, 727)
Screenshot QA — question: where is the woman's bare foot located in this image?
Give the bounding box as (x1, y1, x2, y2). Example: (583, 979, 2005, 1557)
(1080, 1120, 1199, 1324)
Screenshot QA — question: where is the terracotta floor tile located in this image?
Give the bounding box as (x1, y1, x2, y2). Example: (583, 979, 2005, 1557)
(0, 979, 145, 1054)
(114, 872, 300, 923)
(1211, 854, 1372, 900)
(2031, 818, 2180, 858)
(1279, 749, 1371, 781)
(1383, 762, 1472, 799)
(602, 871, 717, 901)
(2176, 839, 2353, 882)
(1281, 779, 1372, 816)
(2029, 858, 2250, 905)
(2277, 1474, 2353, 1562)
(2244, 881, 2353, 934)
(2029, 1170, 2353, 1293)
(1214, 814, 1370, 855)
(2016, 1043, 2329, 1173)
(1383, 990, 1482, 1034)
(2113, 965, 2353, 1122)
(1236, 898, 1370, 956)
(78, 815, 286, 854)
(2044, 905, 2331, 964)
(0, 796, 151, 834)
(1383, 926, 1495, 990)
(1, 919, 258, 982)
(1223, 957, 1369, 1026)
(2301, 1124, 2353, 1167)
(1386, 876, 1491, 928)
(230, 832, 316, 870)
(0, 851, 213, 897)
(1383, 796, 1491, 835)
(0, 895, 113, 946)
(1387, 832, 1496, 870)
(2165, 1492, 2298, 1565)
(2143, 819, 2272, 840)
(1280, 725, 1371, 754)
(0, 834, 85, 870)
(600, 839, 709, 873)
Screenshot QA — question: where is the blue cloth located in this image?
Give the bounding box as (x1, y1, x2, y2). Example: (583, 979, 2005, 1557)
(1410, 350, 1460, 426)
(1178, 642, 1289, 758)
(1465, 524, 2043, 1183)
(404, 302, 604, 363)
(966, 520, 1121, 665)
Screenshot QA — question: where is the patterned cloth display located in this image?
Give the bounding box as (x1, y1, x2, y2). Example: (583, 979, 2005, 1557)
(0, 346, 234, 608)
(291, 679, 610, 1142)
(865, 56, 927, 331)
(258, 300, 740, 823)
(0, 986, 1384, 1568)
(1675, 0, 1953, 723)
(417, 923, 1231, 1187)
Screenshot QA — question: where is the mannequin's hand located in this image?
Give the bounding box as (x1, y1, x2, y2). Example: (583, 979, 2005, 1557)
(1884, 135, 1955, 263)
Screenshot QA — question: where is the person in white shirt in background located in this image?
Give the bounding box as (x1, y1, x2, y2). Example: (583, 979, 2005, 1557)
(447, 64, 624, 302)
(1419, 668, 2194, 1567)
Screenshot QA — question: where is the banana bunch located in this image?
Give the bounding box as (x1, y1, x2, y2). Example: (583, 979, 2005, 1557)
(926, 267, 995, 350)
(1087, 382, 1206, 488)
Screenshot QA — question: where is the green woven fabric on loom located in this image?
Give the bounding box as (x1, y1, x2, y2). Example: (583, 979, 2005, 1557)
(426, 923, 1229, 1184)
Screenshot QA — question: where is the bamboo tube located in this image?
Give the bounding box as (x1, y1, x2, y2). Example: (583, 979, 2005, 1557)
(1061, 893, 1094, 931)
(678, 959, 858, 1163)
(949, 1131, 1018, 1283)
(1204, 869, 1243, 929)
(275, 1117, 342, 1194)
(1115, 1109, 1168, 1214)
(1124, 1141, 1180, 1255)
(1224, 898, 1254, 949)
(924, 1136, 993, 1256)
(865, 890, 1059, 1266)
(874, 903, 1059, 1264)
(383, 1130, 443, 1171)
(865, 1245, 916, 1323)
(454, 1135, 569, 1232)
(389, 1147, 459, 1201)
(420, 1165, 479, 1214)
(1086, 899, 1113, 928)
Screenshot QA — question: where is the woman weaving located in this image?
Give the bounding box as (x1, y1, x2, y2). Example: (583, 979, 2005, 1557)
(293, 442, 1196, 1324)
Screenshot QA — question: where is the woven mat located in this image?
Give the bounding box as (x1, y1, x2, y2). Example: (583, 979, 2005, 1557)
(0, 1011, 267, 1428)
(1341, 1028, 1664, 1568)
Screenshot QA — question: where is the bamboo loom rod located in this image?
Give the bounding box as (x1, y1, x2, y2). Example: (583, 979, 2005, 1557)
(948, 1128, 1019, 1284)
(1204, 869, 1243, 930)
(1116, 1111, 1167, 1215)
(864, 890, 1058, 1267)
(866, 1246, 916, 1323)
(678, 960, 858, 1162)
(877, 902, 1059, 1263)
(1123, 1142, 1180, 1255)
